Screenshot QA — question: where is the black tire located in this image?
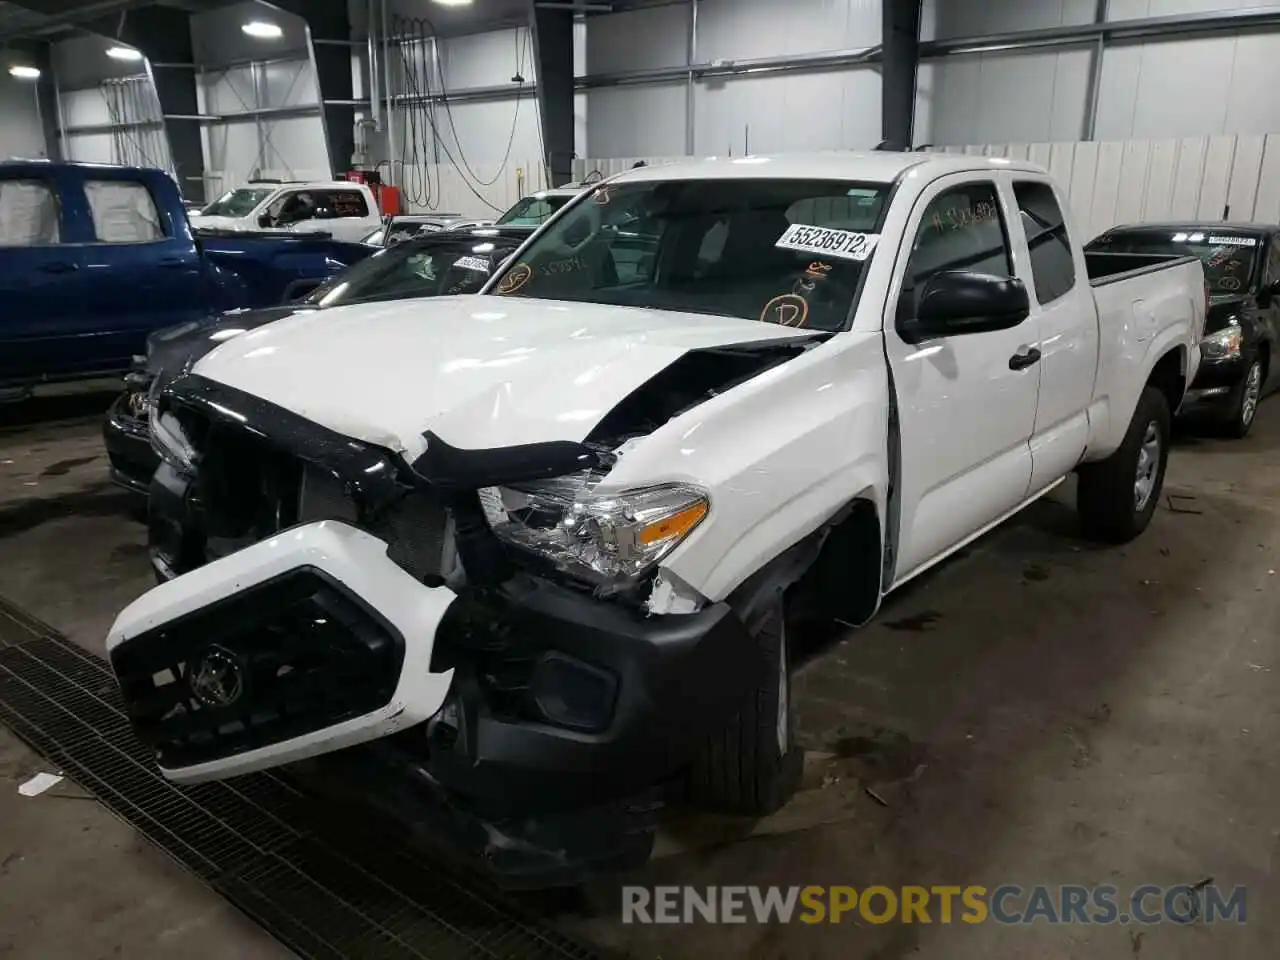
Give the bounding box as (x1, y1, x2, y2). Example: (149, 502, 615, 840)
(1222, 354, 1264, 439)
(1077, 385, 1171, 544)
(686, 601, 804, 816)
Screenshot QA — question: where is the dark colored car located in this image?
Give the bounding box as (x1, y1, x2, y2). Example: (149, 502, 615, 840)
(1086, 223, 1280, 436)
(103, 225, 533, 496)
(0, 161, 371, 390)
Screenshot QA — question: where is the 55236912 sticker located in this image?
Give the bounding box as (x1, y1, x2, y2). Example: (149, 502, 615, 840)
(775, 224, 880, 261)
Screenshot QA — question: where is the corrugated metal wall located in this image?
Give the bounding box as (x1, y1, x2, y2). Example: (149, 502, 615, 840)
(575, 134, 1280, 241)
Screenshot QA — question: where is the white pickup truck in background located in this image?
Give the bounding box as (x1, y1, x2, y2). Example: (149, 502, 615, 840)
(189, 180, 382, 242)
(108, 153, 1204, 885)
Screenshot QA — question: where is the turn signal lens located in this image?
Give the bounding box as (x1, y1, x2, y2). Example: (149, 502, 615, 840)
(638, 500, 708, 546)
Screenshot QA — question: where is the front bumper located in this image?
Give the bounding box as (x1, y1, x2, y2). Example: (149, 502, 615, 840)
(102, 393, 158, 495)
(1181, 354, 1246, 413)
(112, 481, 760, 876)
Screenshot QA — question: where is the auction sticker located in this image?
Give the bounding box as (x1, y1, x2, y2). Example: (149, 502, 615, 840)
(776, 224, 880, 261)
(452, 256, 490, 273)
(1208, 235, 1257, 246)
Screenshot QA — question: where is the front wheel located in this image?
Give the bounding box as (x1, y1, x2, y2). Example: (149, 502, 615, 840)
(685, 601, 804, 816)
(1077, 385, 1171, 544)
(1223, 356, 1264, 438)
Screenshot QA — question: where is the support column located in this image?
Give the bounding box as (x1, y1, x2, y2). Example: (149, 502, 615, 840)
(881, 0, 922, 151)
(272, 0, 356, 178)
(528, 2, 575, 187)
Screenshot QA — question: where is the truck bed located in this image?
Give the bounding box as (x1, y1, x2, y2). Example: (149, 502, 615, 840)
(1084, 250, 1199, 286)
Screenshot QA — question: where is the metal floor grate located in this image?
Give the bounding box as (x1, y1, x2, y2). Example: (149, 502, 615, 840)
(0, 596, 603, 960)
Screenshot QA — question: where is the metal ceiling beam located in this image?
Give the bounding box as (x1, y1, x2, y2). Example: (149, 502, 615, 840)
(921, 4, 1280, 57)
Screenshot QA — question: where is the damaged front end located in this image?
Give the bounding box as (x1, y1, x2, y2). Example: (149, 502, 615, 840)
(106, 337, 817, 881)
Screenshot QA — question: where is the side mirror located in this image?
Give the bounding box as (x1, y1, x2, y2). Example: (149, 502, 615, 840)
(899, 270, 1031, 342)
(258, 214, 273, 228)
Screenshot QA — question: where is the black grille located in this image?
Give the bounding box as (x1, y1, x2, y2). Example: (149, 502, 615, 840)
(0, 595, 601, 960)
(109, 568, 404, 769)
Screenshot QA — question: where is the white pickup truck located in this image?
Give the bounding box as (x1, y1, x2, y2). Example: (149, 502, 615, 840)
(189, 180, 382, 242)
(108, 153, 1204, 885)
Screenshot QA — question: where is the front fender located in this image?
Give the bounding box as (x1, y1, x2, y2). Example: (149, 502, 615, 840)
(601, 333, 891, 602)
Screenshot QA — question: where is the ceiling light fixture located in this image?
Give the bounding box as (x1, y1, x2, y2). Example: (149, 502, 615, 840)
(431, 0, 474, 6)
(8, 65, 40, 79)
(106, 46, 144, 61)
(241, 20, 283, 39)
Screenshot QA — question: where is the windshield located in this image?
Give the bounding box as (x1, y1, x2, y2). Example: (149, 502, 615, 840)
(200, 187, 272, 218)
(1088, 229, 1261, 294)
(303, 240, 506, 306)
(490, 178, 890, 330)
(496, 194, 572, 226)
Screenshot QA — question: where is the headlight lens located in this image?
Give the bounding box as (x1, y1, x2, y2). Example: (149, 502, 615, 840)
(1202, 321, 1242, 359)
(483, 473, 709, 590)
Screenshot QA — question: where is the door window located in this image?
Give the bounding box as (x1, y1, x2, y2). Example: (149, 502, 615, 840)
(84, 180, 165, 243)
(1013, 181, 1076, 304)
(904, 181, 1011, 295)
(265, 190, 318, 226)
(0, 179, 60, 246)
(1265, 236, 1280, 289)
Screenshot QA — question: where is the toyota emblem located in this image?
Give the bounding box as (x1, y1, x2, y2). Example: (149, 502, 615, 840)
(187, 646, 245, 708)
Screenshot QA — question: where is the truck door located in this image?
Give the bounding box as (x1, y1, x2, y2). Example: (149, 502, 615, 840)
(1009, 179, 1098, 491)
(0, 169, 88, 383)
(79, 173, 205, 368)
(883, 175, 1042, 585)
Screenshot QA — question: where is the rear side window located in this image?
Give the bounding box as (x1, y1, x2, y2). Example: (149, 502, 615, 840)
(0, 179, 60, 246)
(85, 180, 165, 243)
(1013, 181, 1076, 304)
(319, 190, 370, 219)
(904, 181, 1012, 306)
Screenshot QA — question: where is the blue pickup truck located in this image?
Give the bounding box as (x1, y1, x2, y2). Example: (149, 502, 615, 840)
(0, 161, 372, 391)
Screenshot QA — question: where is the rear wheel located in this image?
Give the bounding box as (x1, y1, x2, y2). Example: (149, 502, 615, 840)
(686, 601, 803, 816)
(1077, 385, 1170, 544)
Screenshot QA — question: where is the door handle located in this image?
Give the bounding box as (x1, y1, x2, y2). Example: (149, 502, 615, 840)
(158, 256, 189, 268)
(1009, 347, 1042, 371)
(38, 261, 78, 274)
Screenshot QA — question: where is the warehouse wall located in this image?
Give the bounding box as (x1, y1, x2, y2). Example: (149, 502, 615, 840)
(584, 0, 882, 158)
(918, 0, 1280, 145)
(192, 3, 327, 191)
(53, 35, 170, 171)
(0, 73, 45, 160)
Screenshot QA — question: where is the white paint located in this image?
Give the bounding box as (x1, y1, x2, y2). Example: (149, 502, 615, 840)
(106, 521, 457, 783)
(18, 772, 63, 797)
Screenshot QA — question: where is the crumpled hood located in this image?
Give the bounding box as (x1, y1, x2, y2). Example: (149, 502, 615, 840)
(191, 294, 811, 459)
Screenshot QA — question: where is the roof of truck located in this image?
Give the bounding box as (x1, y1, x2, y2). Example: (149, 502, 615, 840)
(604, 151, 1049, 185)
(1098, 221, 1279, 236)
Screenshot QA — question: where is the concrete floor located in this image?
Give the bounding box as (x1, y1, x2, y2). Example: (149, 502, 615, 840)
(1, 388, 1278, 959)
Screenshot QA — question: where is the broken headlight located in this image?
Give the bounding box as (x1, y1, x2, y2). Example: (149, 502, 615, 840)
(481, 473, 709, 590)
(148, 379, 197, 474)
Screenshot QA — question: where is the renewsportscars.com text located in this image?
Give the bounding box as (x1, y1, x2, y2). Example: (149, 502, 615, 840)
(621, 884, 1247, 926)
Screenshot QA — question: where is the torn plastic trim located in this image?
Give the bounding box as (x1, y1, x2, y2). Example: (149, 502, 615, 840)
(645, 568, 708, 616)
(409, 430, 603, 490)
